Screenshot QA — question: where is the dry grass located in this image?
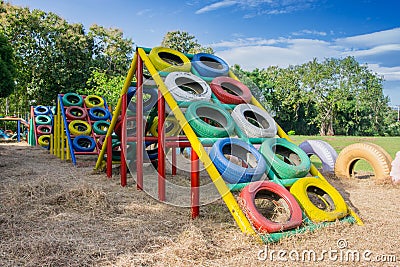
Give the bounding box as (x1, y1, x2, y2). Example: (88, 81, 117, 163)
(1, 142, 400, 266)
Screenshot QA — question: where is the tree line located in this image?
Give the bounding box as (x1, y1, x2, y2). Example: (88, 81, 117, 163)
(0, 2, 398, 136)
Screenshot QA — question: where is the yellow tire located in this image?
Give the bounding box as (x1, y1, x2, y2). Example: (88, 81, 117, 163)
(38, 134, 51, 147)
(150, 116, 181, 137)
(290, 177, 348, 222)
(148, 46, 191, 72)
(84, 95, 104, 108)
(68, 120, 92, 136)
(335, 142, 392, 182)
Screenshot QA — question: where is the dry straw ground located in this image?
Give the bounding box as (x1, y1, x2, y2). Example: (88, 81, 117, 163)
(1, 142, 399, 266)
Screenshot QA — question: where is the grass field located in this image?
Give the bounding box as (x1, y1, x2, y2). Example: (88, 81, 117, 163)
(289, 135, 400, 171)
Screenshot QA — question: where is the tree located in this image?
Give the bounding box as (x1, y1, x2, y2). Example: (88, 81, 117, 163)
(88, 24, 134, 77)
(161, 30, 214, 54)
(0, 32, 15, 98)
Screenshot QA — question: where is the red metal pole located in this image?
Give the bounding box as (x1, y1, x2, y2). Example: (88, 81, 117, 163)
(191, 148, 200, 219)
(172, 148, 177, 175)
(136, 52, 144, 190)
(120, 93, 127, 187)
(158, 90, 166, 201)
(106, 135, 113, 178)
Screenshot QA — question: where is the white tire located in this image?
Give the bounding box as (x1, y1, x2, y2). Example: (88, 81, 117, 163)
(299, 140, 338, 173)
(231, 104, 277, 138)
(164, 72, 211, 112)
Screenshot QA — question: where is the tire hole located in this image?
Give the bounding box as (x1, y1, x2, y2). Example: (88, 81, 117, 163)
(306, 186, 335, 211)
(199, 56, 224, 69)
(159, 52, 184, 66)
(254, 190, 291, 223)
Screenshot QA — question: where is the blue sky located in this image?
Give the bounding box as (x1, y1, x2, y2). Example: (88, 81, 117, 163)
(6, 0, 400, 105)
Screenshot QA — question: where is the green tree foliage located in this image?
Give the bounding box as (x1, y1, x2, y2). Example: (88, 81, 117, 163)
(0, 32, 15, 98)
(0, 2, 133, 115)
(161, 30, 214, 54)
(238, 56, 392, 136)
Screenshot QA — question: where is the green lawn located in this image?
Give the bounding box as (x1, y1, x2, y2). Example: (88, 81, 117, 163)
(288, 135, 400, 171)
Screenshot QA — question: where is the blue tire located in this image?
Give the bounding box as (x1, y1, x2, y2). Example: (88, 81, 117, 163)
(127, 86, 137, 104)
(72, 135, 96, 152)
(209, 138, 268, 184)
(88, 107, 111, 121)
(128, 88, 158, 113)
(191, 53, 229, 78)
(34, 106, 50, 116)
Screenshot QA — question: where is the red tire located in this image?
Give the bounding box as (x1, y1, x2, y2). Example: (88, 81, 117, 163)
(239, 181, 303, 233)
(210, 76, 252, 104)
(37, 125, 52, 135)
(66, 106, 87, 120)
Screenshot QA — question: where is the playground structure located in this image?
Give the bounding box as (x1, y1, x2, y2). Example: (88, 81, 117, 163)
(49, 93, 112, 166)
(29, 105, 55, 147)
(93, 46, 364, 243)
(0, 116, 29, 142)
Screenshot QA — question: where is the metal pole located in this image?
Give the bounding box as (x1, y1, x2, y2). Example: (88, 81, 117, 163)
(136, 52, 144, 190)
(158, 91, 166, 201)
(191, 148, 200, 219)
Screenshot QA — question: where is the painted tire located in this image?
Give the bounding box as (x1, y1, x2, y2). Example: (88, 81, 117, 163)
(290, 177, 348, 222)
(68, 120, 92, 136)
(37, 125, 52, 135)
(260, 138, 311, 179)
(65, 106, 87, 120)
(50, 106, 56, 115)
(34, 106, 49, 116)
(84, 95, 104, 108)
(148, 46, 191, 72)
(93, 120, 110, 135)
(210, 76, 252, 104)
(72, 135, 96, 152)
(150, 116, 181, 137)
(239, 181, 303, 233)
(299, 140, 338, 173)
(127, 86, 137, 104)
(38, 134, 50, 147)
(185, 101, 234, 138)
(191, 53, 229, 78)
(35, 115, 52, 125)
(62, 92, 83, 107)
(164, 71, 212, 105)
(390, 151, 400, 184)
(334, 142, 392, 182)
(209, 138, 267, 184)
(127, 87, 158, 113)
(232, 104, 277, 138)
(88, 107, 110, 121)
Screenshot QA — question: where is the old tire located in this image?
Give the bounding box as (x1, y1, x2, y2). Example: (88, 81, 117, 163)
(210, 76, 252, 104)
(164, 71, 212, 103)
(290, 177, 348, 222)
(260, 138, 311, 179)
(38, 134, 51, 147)
(84, 95, 104, 108)
(68, 120, 92, 136)
(191, 53, 229, 78)
(239, 181, 303, 233)
(66, 106, 87, 120)
(62, 93, 83, 107)
(149, 116, 181, 137)
(93, 120, 110, 135)
(148, 46, 191, 72)
(299, 140, 338, 173)
(35, 115, 52, 125)
(209, 138, 267, 184)
(127, 87, 158, 113)
(34, 106, 50, 116)
(37, 125, 52, 135)
(72, 135, 96, 152)
(88, 107, 111, 121)
(232, 104, 277, 138)
(185, 101, 234, 138)
(335, 142, 392, 182)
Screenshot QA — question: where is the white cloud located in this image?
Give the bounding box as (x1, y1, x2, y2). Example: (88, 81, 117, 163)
(368, 64, 400, 81)
(195, 0, 238, 14)
(342, 44, 400, 57)
(335, 27, 400, 49)
(292, 29, 327, 36)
